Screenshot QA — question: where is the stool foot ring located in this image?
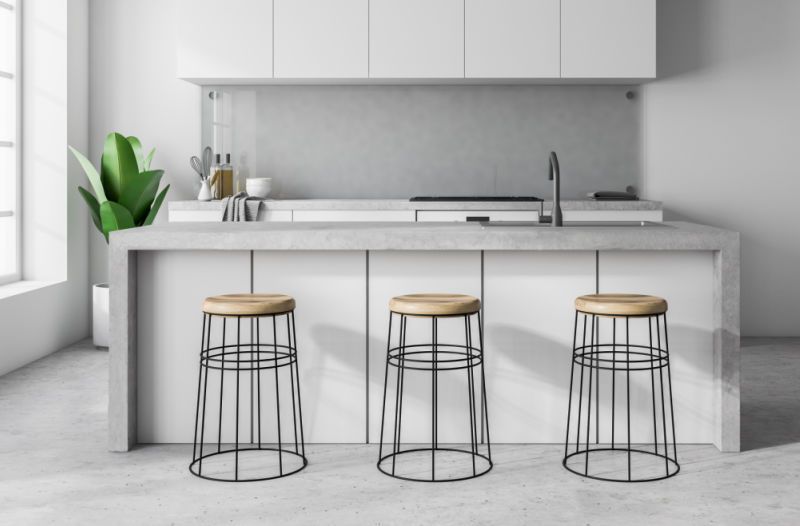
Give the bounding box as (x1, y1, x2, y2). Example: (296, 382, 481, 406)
(189, 448, 308, 482)
(377, 448, 492, 483)
(563, 448, 679, 482)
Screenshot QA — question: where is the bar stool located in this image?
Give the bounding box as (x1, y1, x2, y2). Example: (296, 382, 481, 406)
(563, 294, 679, 482)
(378, 293, 492, 482)
(190, 293, 307, 482)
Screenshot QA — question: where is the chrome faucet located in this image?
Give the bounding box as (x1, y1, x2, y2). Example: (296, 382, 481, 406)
(548, 151, 563, 227)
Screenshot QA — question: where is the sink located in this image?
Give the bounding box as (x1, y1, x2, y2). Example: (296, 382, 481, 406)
(480, 221, 671, 228)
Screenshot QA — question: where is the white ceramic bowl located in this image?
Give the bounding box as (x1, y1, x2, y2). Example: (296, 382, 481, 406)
(246, 178, 272, 198)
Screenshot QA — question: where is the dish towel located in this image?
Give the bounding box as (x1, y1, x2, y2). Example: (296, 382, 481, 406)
(220, 192, 263, 222)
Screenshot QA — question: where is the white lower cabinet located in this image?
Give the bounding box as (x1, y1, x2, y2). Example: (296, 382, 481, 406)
(137, 251, 251, 443)
(598, 251, 715, 444)
(253, 251, 367, 443)
(368, 251, 482, 444)
(483, 251, 596, 442)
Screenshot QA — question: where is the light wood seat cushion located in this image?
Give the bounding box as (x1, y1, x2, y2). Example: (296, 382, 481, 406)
(389, 293, 481, 316)
(575, 294, 668, 316)
(203, 294, 296, 316)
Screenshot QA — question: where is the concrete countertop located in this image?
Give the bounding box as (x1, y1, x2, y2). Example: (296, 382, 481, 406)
(111, 220, 735, 252)
(168, 198, 662, 212)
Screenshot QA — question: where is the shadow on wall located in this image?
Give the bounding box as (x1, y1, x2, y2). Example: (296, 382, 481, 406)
(740, 338, 800, 451)
(656, 0, 707, 79)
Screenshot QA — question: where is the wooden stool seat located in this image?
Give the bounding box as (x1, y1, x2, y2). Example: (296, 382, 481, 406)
(389, 293, 481, 316)
(575, 293, 668, 317)
(203, 293, 296, 316)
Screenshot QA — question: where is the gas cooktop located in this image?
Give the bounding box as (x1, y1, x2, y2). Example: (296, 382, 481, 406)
(410, 196, 543, 202)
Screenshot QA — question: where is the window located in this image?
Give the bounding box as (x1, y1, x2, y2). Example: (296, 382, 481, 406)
(0, 0, 20, 285)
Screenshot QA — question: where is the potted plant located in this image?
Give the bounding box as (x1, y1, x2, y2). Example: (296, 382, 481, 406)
(70, 132, 170, 347)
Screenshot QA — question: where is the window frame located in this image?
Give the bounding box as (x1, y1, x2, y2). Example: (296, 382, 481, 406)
(0, 0, 21, 286)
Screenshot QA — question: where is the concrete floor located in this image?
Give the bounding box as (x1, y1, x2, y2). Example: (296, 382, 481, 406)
(1, 339, 799, 525)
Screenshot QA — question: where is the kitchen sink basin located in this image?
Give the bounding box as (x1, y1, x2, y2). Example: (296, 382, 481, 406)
(480, 221, 671, 228)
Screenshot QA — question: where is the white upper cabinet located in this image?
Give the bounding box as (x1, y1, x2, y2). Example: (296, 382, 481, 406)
(561, 0, 656, 79)
(176, 0, 273, 80)
(274, 0, 368, 78)
(465, 0, 560, 78)
(369, 0, 465, 79)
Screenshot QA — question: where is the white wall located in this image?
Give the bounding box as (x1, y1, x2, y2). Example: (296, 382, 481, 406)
(643, 0, 800, 336)
(0, 0, 91, 376)
(88, 0, 201, 285)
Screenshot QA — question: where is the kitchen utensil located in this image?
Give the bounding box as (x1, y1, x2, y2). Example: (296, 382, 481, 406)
(202, 146, 213, 180)
(190, 156, 204, 180)
(197, 179, 212, 201)
(246, 178, 272, 199)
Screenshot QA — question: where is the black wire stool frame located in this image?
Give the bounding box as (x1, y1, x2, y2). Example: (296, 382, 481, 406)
(190, 310, 307, 482)
(377, 310, 493, 482)
(563, 310, 680, 482)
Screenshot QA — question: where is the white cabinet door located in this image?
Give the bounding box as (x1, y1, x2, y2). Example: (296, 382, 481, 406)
(483, 251, 596, 442)
(274, 0, 368, 78)
(561, 0, 656, 79)
(137, 251, 252, 443)
(598, 251, 715, 444)
(176, 0, 274, 80)
(368, 252, 482, 444)
(254, 252, 367, 443)
(292, 210, 415, 222)
(465, 0, 560, 78)
(369, 0, 464, 78)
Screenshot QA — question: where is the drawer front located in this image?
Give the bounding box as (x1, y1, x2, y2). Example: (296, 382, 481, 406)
(292, 210, 416, 222)
(558, 210, 664, 222)
(415, 210, 541, 222)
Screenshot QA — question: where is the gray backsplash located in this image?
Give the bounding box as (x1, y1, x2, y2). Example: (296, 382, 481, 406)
(202, 85, 641, 200)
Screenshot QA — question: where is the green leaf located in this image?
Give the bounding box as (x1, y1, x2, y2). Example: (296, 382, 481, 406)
(69, 146, 107, 203)
(144, 148, 156, 171)
(119, 169, 164, 225)
(101, 132, 139, 202)
(143, 184, 170, 226)
(99, 200, 136, 241)
(78, 186, 103, 235)
(127, 136, 145, 172)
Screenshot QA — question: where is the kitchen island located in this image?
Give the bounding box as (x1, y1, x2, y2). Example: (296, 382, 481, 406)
(110, 221, 740, 453)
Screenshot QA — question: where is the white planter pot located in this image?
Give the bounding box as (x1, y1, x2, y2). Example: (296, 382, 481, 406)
(93, 283, 110, 348)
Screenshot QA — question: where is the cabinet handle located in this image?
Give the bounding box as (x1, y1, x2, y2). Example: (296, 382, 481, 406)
(466, 216, 491, 222)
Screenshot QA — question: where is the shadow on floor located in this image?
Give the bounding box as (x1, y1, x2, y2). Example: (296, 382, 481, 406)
(741, 338, 800, 451)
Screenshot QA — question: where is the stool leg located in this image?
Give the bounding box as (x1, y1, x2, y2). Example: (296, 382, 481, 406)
(584, 314, 596, 476)
(663, 313, 679, 465)
(391, 315, 408, 475)
(193, 314, 212, 475)
(256, 317, 262, 449)
(648, 316, 660, 457)
(217, 318, 227, 453)
(575, 314, 588, 453)
(431, 316, 438, 480)
(564, 310, 579, 460)
(656, 314, 671, 476)
(464, 315, 478, 477)
(234, 317, 242, 481)
(611, 318, 616, 449)
(476, 311, 491, 461)
(192, 314, 207, 463)
(250, 319, 254, 446)
(291, 312, 306, 458)
(287, 313, 299, 455)
(626, 316, 632, 482)
(272, 315, 283, 476)
(378, 312, 393, 463)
